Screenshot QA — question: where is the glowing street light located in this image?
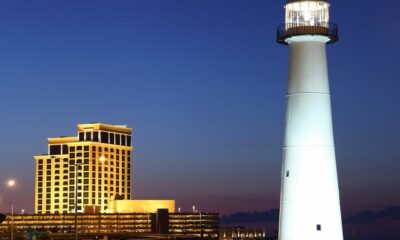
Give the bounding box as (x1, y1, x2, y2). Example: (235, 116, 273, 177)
(7, 180, 15, 187)
(1, 178, 16, 240)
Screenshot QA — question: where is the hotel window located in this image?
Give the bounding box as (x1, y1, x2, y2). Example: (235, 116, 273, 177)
(110, 133, 115, 144)
(62, 145, 68, 154)
(121, 135, 126, 145)
(79, 132, 84, 141)
(50, 145, 61, 155)
(116, 134, 120, 145)
(85, 132, 91, 141)
(93, 132, 99, 142)
(101, 132, 109, 143)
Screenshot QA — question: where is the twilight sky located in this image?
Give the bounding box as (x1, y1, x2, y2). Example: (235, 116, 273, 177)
(0, 0, 399, 216)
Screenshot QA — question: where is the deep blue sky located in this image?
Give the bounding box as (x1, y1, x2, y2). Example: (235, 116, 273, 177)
(0, 0, 399, 215)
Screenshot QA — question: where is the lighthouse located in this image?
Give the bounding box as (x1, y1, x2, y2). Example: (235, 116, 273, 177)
(276, 0, 343, 240)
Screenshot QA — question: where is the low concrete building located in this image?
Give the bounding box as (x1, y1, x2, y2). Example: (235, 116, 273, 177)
(0, 210, 219, 239)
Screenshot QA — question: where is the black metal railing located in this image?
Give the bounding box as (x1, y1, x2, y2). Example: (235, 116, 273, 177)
(276, 22, 338, 44)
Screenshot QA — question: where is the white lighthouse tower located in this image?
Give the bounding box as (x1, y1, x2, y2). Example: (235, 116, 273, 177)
(277, 0, 343, 240)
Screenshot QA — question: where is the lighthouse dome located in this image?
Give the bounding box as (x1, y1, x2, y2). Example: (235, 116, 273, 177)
(277, 0, 338, 44)
(284, 0, 330, 27)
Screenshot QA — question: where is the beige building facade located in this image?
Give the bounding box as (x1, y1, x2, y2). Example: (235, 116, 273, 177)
(34, 123, 132, 214)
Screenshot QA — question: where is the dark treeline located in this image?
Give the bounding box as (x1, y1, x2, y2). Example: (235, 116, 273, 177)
(221, 206, 400, 224)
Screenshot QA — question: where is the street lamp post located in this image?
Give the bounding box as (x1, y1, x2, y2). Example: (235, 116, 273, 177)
(192, 206, 202, 238)
(11, 202, 13, 240)
(99, 156, 106, 213)
(2, 201, 14, 240)
(72, 163, 82, 240)
(1, 179, 16, 240)
(199, 211, 202, 238)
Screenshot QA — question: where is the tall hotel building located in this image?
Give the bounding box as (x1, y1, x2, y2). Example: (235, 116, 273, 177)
(34, 123, 132, 214)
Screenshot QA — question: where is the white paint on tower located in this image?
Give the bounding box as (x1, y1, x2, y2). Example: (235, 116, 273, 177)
(277, 1, 343, 240)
